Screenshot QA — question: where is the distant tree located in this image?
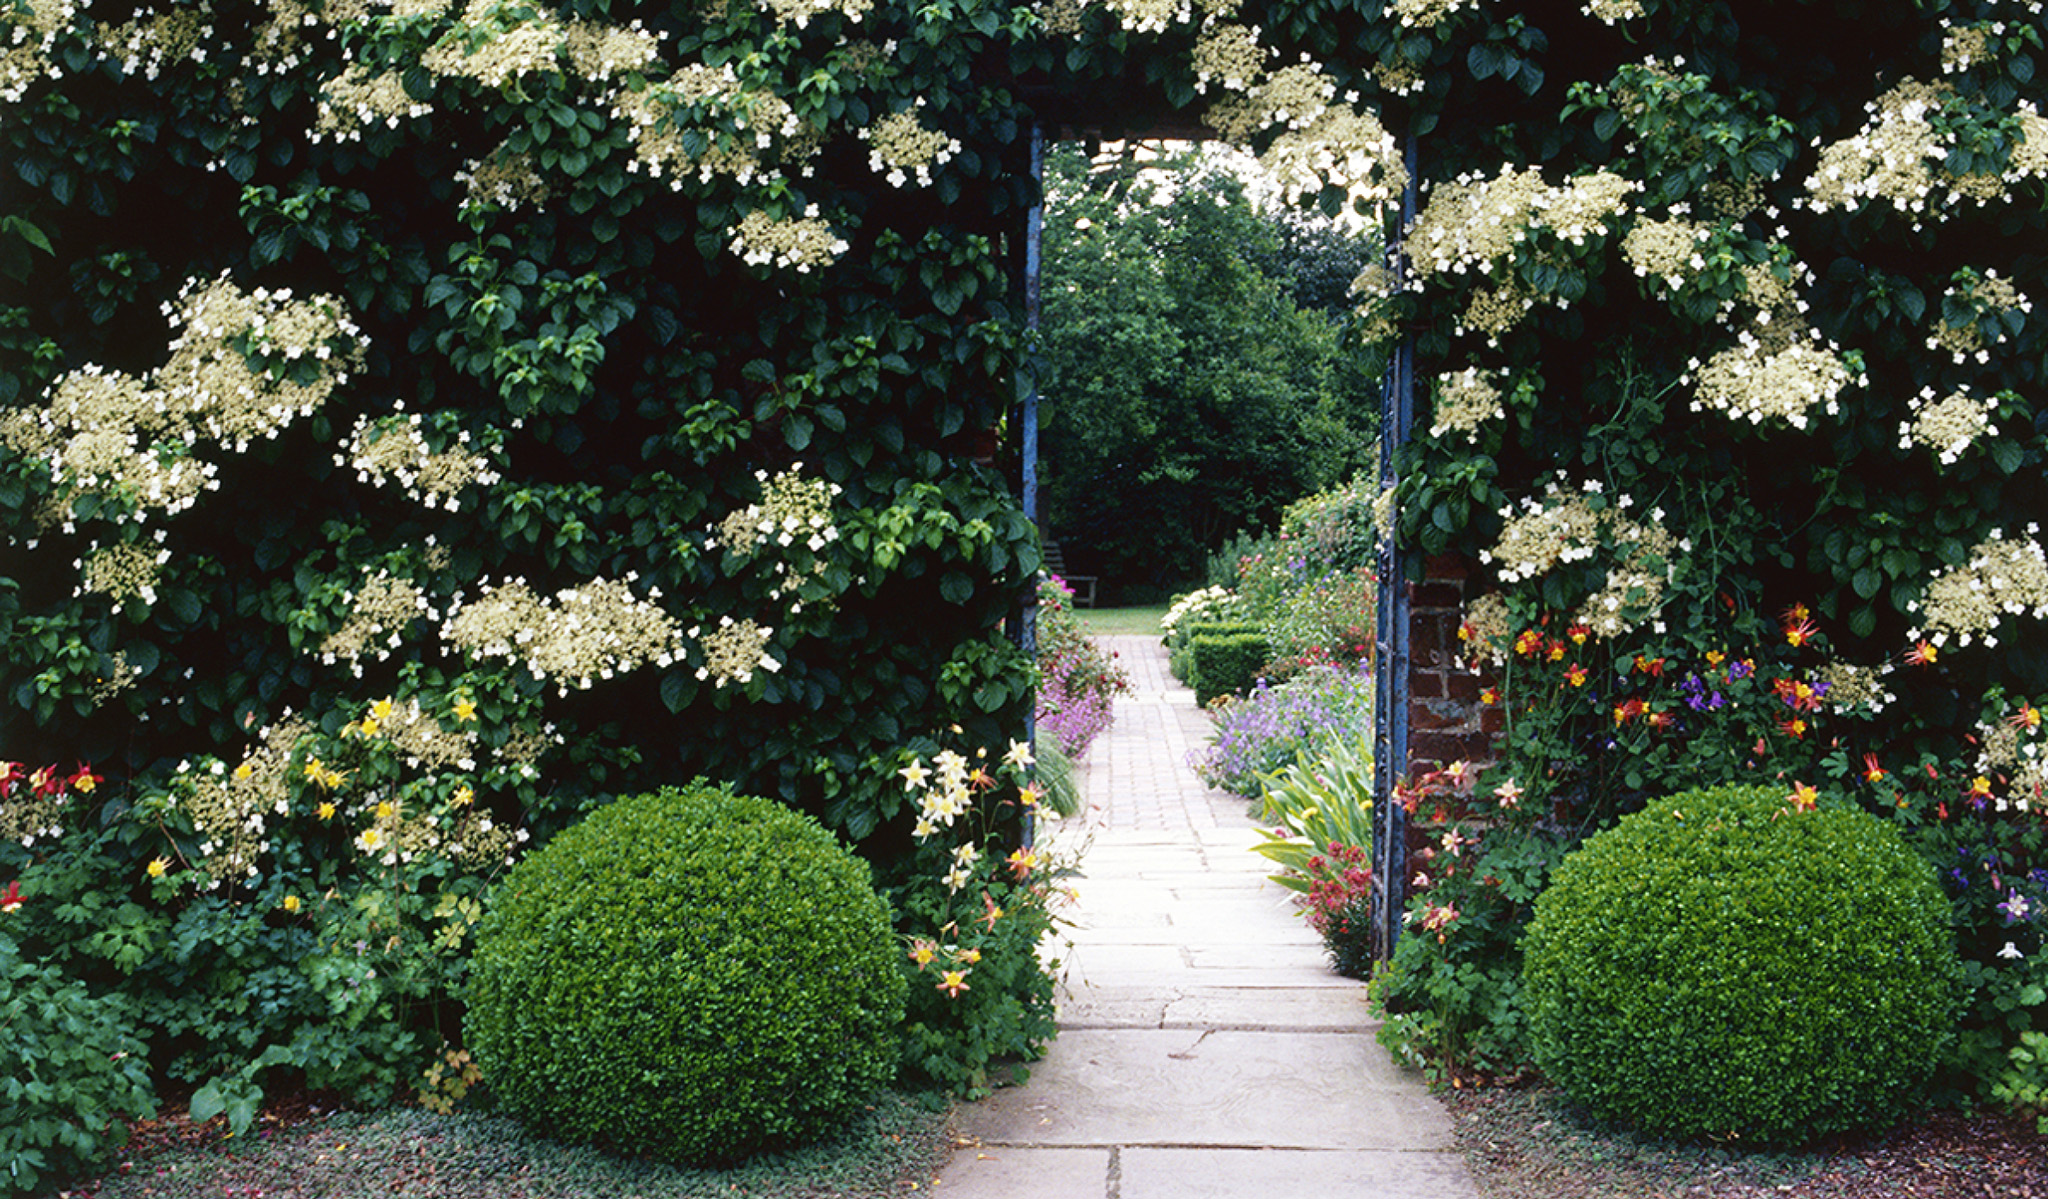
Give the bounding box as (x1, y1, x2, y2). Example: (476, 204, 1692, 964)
(1038, 144, 1380, 602)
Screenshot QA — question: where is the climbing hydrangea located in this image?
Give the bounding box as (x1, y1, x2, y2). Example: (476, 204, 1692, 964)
(693, 616, 779, 688)
(341, 412, 500, 509)
(1482, 480, 1678, 638)
(320, 571, 433, 668)
(1684, 319, 1863, 429)
(443, 576, 683, 694)
(1900, 388, 1998, 466)
(861, 100, 961, 188)
(1911, 528, 2048, 649)
(728, 208, 849, 271)
(1429, 367, 1507, 440)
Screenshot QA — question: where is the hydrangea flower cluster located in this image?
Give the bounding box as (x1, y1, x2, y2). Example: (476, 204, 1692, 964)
(1621, 214, 1711, 290)
(320, 570, 434, 669)
(314, 64, 434, 142)
(0, 762, 94, 847)
(1389, 0, 1478, 28)
(76, 535, 171, 614)
(1899, 387, 1998, 466)
(1910, 527, 2048, 649)
(1348, 260, 1399, 344)
(340, 411, 501, 510)
(1583, 0, 1644, 23)
(1801, 78, 2041, 225)
(728, 207, 850, 272)
(1978, 705, 2048, 812)
(1428, 367, 1507, 441)
(443, 575, 683, 694)
(1192, 21, 1263, 94)
(759, 0, 872, 29)
(1929, 269, 2032, 365)
(173, 720, 307, 887)
(1101, 0, 1194, 35)
(1481, 479, 1677, 638)
(1684, 318, 1863, 429)
(691, 615, 779, 688)
(1199, 59, 1405, 229)
(707, 465, 844, 602)
(0, 0, 76, 102)
(614, 65, 805, 189)
(1409, 167, 1637, 279)
(860, 100, 962, 188)
(1, 274, 366, 532)
(455, 141, 553, 210)
(420, 0, 571, 91)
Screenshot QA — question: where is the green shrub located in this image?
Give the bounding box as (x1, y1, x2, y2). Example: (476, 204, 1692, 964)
(465, 784, 905, 1166)
(1167, 617, 1261, 689)
(1191, 631, 1271, 705)
(1521, 784, 1959, 1144)
(0, 932, 156, 1198)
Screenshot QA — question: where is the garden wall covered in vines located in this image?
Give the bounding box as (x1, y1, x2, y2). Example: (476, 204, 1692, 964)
(3, 0, 2048, 1149)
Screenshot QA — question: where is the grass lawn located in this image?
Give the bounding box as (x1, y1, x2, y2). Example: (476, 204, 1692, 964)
(1073, 605, 1167, 636)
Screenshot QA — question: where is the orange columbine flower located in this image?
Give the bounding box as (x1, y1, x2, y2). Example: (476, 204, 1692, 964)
(1863, 753, 1888, 783)
(1564, 664, 1589, 688)
(1632, 655, 1665, 677)
(1787, 782, 1819, 811)
(2011, 704, 2043, 732)
(1514, 630, 1543, 657)
(937, 970, 970, 998)
(1969, 776, 1995, 799)
(980, 892, 1004, 930)
(1420, 903, 1460, 933)
(1779, 716, 1809, 738)
(1005, 848, 1038, 879)
(1457, 621, 1476, 643)
(907, 940, 938, 969)
(1905, 640, 1939, 666)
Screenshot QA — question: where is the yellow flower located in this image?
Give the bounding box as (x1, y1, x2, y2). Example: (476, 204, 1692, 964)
(375, 800, 395, 820)
(317, 801, 337, 821)
(369, 697, 395, 723)
(360, 827, 385, 851)
(282, 895, 301, 913)
(452, 784, 475, 807)
(907, 939, 937, 968)
(304, 757, 326, 781)
(958, 947, 982, 964)
(1787, 782, 1820, 811)
(146, 856, 170, 879)
(452, 697, 477, 722)
(936, 969, 970, 997)
(232, 761, 254, 782)
(358, 717, 381, 738)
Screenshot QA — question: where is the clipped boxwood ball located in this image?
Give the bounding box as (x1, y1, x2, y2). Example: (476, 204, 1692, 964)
(465, 783, 905, 1165)
(1521, 784, 1957, 1144)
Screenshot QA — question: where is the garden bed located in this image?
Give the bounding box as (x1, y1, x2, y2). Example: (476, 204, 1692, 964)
(1449, 1085, 2048, 1199)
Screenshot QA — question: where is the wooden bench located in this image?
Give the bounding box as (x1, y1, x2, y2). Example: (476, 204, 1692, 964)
(1041, 540, 1098, 608)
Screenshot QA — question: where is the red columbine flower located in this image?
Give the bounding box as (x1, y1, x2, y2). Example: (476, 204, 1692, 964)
(0, 880, 20, 913)
(67, 763, 101, 794)
(1613, 698, 1646, 726)
(2011, 704, 2043, 732)
(1568, 623, 1591, 645)
(1969, 776, 1995, 800)
(1005, 848, 1037, 879)
(0, 762, 20, 797)
(1783, 615, 1818, 648)
(937, 970, 971, 998)
(1787, 782, 1820, 811)
(1514, 629, 1543, 657)
(1632, 655, 1665, 677)
(1905, 640, 1939, 666)
(1778, 716, 1809, 738)
(1480, 687, 1501, 705)
(1645, 710, 1675, 732)
(1863, 753, 1888, 783)
(29, 766, 61, 797)
(1565, 664, 1589, 688)
(1547, 639, 1568, 662)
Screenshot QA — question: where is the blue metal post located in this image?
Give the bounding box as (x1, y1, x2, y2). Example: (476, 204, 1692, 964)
(1374, 133, 1419, 962)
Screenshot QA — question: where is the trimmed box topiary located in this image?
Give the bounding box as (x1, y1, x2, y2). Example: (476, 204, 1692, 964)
(1520, 783, 1959, 1145)
(464, 783, 906, 1166)
(1190, 630, 1271, 705)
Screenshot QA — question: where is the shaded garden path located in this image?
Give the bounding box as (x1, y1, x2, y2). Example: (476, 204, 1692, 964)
(934, 635, 1476, 1198)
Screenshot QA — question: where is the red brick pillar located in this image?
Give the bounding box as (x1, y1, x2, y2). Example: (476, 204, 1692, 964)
(1404, 554, 1501, 777)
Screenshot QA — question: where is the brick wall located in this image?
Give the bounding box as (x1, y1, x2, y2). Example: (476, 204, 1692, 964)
(1404, 553, 1501, 776)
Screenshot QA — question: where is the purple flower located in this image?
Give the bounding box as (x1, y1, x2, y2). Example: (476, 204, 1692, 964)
(1998, 891, 2034, 924)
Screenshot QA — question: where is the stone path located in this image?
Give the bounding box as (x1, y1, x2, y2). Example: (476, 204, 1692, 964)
(931, 635, 1478, 1199)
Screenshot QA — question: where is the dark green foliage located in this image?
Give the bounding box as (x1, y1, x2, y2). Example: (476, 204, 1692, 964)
(1167, 619, 1263, 690)
(465, 784, 905, 1166)
(1038, 144, 1381, 602)
(1190, 631, 1271, 705)
(0, 932, 156, 1198)
(1522, 785, 1959, 1144)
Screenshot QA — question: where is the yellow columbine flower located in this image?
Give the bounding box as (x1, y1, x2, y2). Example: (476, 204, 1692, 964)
(146, 856, 170, 879)
(282, 895, 301, 913)
(358, 717, 381, 738)
(232, 761, 254, 782)
(317, 801, 337, 821)
(452, 697, 477, 722)
(369, 697, 395, 723)
(936, 969, 970, 997)
(452, 784, 475, 808)
(375, 800, 395, 820)
(304, 757, 326, 781)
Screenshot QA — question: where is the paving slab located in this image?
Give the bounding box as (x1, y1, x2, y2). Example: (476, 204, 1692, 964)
(1120, 1148, 1477, 1199)
(934, 635, 1477, 1199)
(951, 1029, 1455, 1151)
